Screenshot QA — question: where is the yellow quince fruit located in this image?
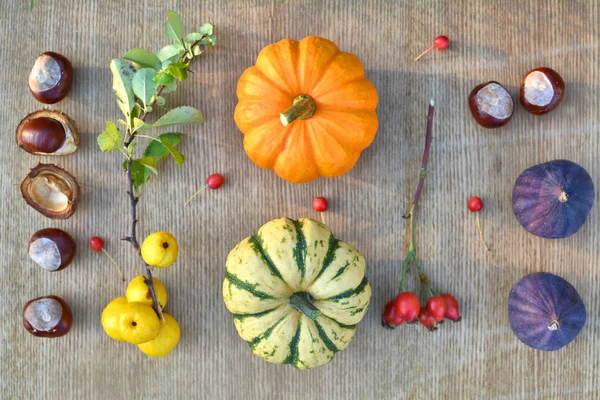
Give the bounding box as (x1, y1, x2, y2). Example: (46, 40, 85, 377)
(140, 231, 178, 268)
(138, 313, 181, 357)
(101, 296, 128, 341)
(126, 275, 168, 309)
(117, 302, 160, 344)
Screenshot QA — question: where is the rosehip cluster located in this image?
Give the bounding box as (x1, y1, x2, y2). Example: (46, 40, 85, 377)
(383, 292, 460, 331)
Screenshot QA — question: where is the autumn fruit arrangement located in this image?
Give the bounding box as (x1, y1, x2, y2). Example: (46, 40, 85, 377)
(93, 11, 216, 357)
(234, 36, 378, 183)
(101, 233, 181, 357)
(223, 217, 371, 369)
(381, 100, 462, 331)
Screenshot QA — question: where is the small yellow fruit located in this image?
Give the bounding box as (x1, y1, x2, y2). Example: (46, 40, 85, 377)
(141, 231, 179, 268)
(101, 296, 128, 341)
(138, 313, 181, 357)
(117, 302, 161, 344)
(126, 275, 168, 309)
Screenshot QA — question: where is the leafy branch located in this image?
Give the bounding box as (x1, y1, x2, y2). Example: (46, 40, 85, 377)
(98, 11, 215, 320)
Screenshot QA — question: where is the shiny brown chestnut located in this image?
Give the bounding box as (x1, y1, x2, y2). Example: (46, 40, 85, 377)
(520, 67, 565, 115)
(20, 164, 80, 219)
(16, 110, 79, 156)
(23, 295, 72, 337)
(28, 228, 76, 271)
(469, 81, 514, 128)
(29, 52, 73, 104)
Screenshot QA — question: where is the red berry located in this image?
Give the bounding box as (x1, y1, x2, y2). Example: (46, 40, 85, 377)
(442, 294, 461, 322)
(434, 35, 450, 50)
(426, 296, 447, 322)
(394, 292, 421, 322)
(206, 173, 224, 190)
(89, 236, 104, 252)
(312, 197, 328, 212)
(418, 308, 437, 331)
(467, 196, 483, 212)
(382, 300, 404, 328)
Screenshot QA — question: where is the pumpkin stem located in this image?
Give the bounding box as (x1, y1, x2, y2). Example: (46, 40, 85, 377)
(280, 95, 316, 126)
(559, 191, 568, 203)
(548, 320, 560, 331)
(290, 292, 321, 321)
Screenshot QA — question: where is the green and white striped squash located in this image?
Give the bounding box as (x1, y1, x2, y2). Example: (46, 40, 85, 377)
(223, 217, 371, 369)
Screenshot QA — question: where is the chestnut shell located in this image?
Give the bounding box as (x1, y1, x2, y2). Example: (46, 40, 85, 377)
(520, 67, 565, 115)
(23, 295, 73, 338)
(508, 272, 585, 351)
(28, 52, 73, 104)
(16, 110, 79, 156)
(512, 160, 594, 239)
(468, 81, 514, 128)
(20, 164, 80, 219)
(28, 228, 76, 271)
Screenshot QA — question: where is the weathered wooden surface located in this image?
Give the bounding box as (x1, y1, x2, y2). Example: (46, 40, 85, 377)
(1, 0, 599, 399)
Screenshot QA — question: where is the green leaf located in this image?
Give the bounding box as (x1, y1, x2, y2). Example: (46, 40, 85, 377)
(191, 45, 203, 56)
(97, 121, 123, 152)
(130, 160, 152, 190)
(161, 81, 177, 94)
(165, 11, 184, 45)
(30, 0, 35, 12)
(144, 133, 183, 160)
(198, 23, 213, 36)
(132, 68, 158, 108)
(156, 44, 185, 62)
(127, 141, 136, 157)
(160, 136, 185, 165)
(123, 48, 162, 70)
(153, 71, 175, 86)
(155, 96, 166, 107)
(153, 106, 204, 128)
(110, 59, 136, 118)
(139, 156, 159, 175)
(132, 117, 152, 132)
(167, 62, 188, 81)
(185, 32, 205, 43)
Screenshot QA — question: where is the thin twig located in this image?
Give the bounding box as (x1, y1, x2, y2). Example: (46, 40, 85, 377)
(120, 38, 206, 322)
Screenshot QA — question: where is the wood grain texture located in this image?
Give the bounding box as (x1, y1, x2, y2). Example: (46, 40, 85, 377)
(1, 0, 599, 398)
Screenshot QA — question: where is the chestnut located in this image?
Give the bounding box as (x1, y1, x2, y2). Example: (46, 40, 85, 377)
(23, 295, 72, 337)
(20, 164, 80, 219)
(29, 52, 73, 104)
(520, 67, 565, 115)
(468, 81, 514, 128)
(16, 110, 79, 156)
(28, 228, 76, 271)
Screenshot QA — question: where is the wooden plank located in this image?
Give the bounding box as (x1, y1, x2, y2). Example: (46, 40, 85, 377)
(1, 0, 599, 398)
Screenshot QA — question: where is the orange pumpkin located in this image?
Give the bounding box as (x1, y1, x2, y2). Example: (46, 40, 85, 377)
(234, 36, 378, 183)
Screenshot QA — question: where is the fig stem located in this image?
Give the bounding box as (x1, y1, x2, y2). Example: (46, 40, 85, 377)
(184, 185, 208, 206)
(548, 320, 560, 331)
(475, 214, 490, 252)
(101, 248, 125, 281)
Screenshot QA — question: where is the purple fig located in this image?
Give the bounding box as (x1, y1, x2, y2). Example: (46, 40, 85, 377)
(512, 160, 594, 239)
(508, 272, 586, 351)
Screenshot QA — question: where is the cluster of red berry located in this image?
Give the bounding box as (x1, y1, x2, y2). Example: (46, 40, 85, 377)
(383, 292, 461, 331)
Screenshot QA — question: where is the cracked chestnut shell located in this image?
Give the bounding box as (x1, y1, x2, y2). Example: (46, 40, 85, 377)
(16, 110, 79, 156)
(29, 52, 73, 104)
(469, 81, 514, 128)
(23, 295, 72, 338)
(28, 228, 76, 271)
(20, 164, 80, 219)
(520, 67, 565, 115)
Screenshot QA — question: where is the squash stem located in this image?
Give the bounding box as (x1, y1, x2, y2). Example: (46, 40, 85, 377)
(280, 95, 316, 126)
(290, 292, 321, 321)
